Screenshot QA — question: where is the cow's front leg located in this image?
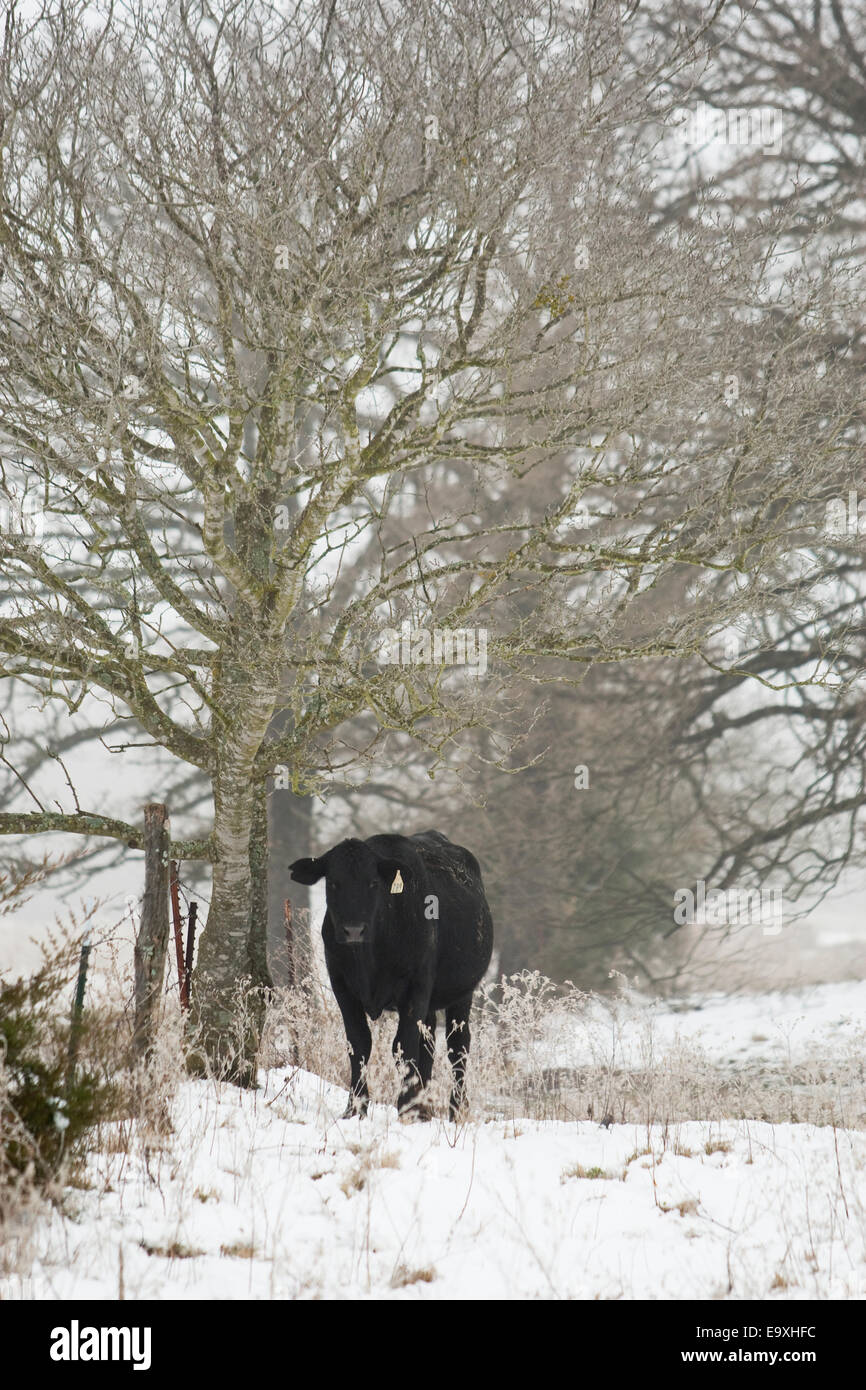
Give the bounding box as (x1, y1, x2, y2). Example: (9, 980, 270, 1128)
(393, 998, 433, 1120)
(446, 991, 474, 1120)
(332, 977, 372, 1118)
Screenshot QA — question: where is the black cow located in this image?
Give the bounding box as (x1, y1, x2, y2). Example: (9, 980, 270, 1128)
(289, 830, 494, 1120)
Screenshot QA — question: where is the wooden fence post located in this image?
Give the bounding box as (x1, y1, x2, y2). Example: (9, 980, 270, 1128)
(132, 804, 171, 1062)
(65, 931, 92, 1090)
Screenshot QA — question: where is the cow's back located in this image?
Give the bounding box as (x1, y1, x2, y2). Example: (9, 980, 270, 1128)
(406, 830, 493, 1007)
(409, 829, 483, 884)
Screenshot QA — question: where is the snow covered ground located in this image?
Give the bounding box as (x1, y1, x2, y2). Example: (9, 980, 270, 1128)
(542, 977, 866, 1072)
(7, 980, 866, 1302)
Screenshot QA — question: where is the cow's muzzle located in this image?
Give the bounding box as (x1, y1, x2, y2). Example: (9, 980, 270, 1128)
(337, 922, 367, 946)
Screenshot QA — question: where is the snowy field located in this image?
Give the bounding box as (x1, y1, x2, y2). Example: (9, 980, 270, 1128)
(6, 980, 866, 1302)
(543, 978, 866, 1072)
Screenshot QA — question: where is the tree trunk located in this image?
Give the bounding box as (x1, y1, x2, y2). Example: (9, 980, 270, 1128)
(192, 674, 278, 1084)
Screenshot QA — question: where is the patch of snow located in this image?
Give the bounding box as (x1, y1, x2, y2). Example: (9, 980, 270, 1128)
(21, 1060, 866, 1301)
(541, 979, 866, 1073)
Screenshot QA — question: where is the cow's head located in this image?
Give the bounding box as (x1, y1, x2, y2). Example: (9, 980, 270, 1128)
(289, 839, 407, 946)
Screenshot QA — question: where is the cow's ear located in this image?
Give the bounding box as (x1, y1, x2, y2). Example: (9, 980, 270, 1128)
(289, 856, 326, 885)
(377, 859, 406, 893)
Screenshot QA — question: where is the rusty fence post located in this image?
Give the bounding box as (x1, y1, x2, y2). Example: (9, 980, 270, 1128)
(170, 859, 185, 998)
(182, 901, 198, 1011)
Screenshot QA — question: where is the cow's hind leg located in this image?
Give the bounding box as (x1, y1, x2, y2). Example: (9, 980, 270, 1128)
(446, 991, 474, 1120)
(332, 978, 372, 1118)
(393, 1000, 434, 1120)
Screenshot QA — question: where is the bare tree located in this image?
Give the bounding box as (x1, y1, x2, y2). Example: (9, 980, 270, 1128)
(0, 0, 859, 1073)
(628, 0, 866, 928)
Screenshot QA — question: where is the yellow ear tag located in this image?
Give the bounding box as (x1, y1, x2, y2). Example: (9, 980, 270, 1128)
(390, 869, 404, 894)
